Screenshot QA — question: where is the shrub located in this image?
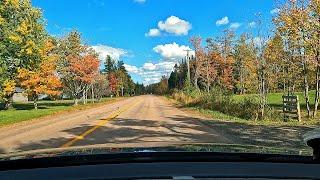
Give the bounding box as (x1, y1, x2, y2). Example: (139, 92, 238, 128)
(172, 88, 270, 120)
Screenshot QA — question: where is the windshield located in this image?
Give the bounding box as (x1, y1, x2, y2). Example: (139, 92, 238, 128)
(0, 0, 319, 159)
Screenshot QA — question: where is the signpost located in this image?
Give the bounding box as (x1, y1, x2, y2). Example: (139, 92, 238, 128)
(282, 95, 301, 122)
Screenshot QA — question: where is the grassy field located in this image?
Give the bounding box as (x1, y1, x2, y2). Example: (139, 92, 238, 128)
(0, 98, 119, 127)
(233, 90, 316, 110)
(169, 90, 320, 126)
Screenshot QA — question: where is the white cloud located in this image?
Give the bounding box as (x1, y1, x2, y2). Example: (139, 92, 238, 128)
(146, 16, 192, 37)
(124, 64, 140, 74)
(270, 8, 280, 14)
(216, 16, 229, 26)
(229, 22, 241, 30)
(143, 62, 157, 71)
(158, 16, 192, 36)
(139, 70, 162, 77)
(248, 21, 256, 28)
(144, 77, 161, 84)
(91, 44, 127, 63)
(134, 0, 146, 4)
(153, 42, 194, 61)
(145, 28, 161, 37)
(125, 61, 177, 85)
(155, 62, 176, 75)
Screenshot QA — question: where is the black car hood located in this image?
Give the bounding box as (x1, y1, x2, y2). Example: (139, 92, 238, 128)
(0, 143, 312, 161)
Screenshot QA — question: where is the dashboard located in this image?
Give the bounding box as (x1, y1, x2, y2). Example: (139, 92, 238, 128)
(0, 152, 319, 179)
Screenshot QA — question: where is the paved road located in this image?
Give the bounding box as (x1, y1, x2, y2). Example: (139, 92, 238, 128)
(0, 95, 232, 154)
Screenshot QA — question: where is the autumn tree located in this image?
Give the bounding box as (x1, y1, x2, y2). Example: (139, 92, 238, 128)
(190, 36, 205, 89)
(251, 13, 270, 119)
(0, 0, 46, 109)
(216, 30, 235, 91)
(275, 0, 312, 117)
(56, 31, 100, 105)
(263, 33, 292, 93)
(66, 53, 99, 105)
(233, 33, 258, 94)
(308, 0, 320, 116)
(205, 31, 235, 92)
(91, 73, 110, 101)
(108, 73, 118, 96)
(18, 39, 62, 109)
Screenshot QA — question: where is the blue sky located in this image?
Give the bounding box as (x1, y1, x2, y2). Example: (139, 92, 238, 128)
(32, 0, 277, 84)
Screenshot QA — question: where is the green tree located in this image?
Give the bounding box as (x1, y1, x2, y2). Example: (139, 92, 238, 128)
(104, 55, 115, 74)
(0, 0, 46, 109)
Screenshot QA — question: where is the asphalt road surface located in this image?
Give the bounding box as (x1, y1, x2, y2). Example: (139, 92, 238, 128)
(0, 95, 233, 154)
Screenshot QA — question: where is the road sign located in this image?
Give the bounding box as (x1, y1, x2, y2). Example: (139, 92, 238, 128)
(282, 95, 301, 122)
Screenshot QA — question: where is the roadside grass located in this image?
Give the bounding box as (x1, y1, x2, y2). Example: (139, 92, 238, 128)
(233, 90, 316, 110)
(233, 90, 320, 125)
(0, 98, 120, 127)
(166, 91, 320, 127)
(189, 106, 319, 127)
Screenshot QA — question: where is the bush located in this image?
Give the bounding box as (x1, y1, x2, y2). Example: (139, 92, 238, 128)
(172, 88, 278, 121)
(236, 96, 260, 120)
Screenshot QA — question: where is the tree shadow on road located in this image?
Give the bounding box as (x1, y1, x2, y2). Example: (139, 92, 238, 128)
(191, 116, 313, 149)
(10, 114, 314, 155)
(13, 116, 226, 153)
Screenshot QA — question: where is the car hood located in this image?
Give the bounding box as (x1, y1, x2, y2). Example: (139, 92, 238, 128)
(0, 143, 312, 161)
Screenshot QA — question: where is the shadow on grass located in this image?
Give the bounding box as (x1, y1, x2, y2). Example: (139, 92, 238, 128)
(5, 101, 74, 111)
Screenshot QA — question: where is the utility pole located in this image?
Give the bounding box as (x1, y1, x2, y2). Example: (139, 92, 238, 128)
(184, 49, 192, 83)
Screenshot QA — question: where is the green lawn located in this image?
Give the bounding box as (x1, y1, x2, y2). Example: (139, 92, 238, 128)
(0, 98, 118, 127)
(233, 90, 316, 110)
(232, 90, 320, 124)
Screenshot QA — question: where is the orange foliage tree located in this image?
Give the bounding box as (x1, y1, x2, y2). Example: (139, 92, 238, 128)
(108, 73, 118, 96)
(17, 40, 62, 109)
(65, 53, 100, 105)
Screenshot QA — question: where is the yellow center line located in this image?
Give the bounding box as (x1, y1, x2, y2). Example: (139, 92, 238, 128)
(60, 99, 143, 148)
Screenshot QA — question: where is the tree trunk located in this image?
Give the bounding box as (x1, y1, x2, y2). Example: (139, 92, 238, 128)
(194, 68, 199, 89)
(240, 67, 244, 94)
(121, 86, 124, 97)
(74, 98, 79, 106)
(83, 89, 87, 105)
(91, 85, 95, 103)
(33, 96, 38, 110)
(313, 53, 320, 117)
(206, 59, 210, 93)
(282, 66, 286, 94)
(260, 70, 266, 119)
(3, 94, 14, 110)
(313, 26, 320, 117)
(303, 61, 311, 117)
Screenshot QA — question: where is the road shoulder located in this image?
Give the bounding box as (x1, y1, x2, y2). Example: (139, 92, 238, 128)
(162, 96, 314, 150)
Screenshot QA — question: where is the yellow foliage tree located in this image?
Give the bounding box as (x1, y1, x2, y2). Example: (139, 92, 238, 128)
(17, 40, 62, 109)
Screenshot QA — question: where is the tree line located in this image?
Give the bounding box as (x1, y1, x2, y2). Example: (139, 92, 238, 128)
(150, 0, 320, 119)
(0, 0, 140, 110)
